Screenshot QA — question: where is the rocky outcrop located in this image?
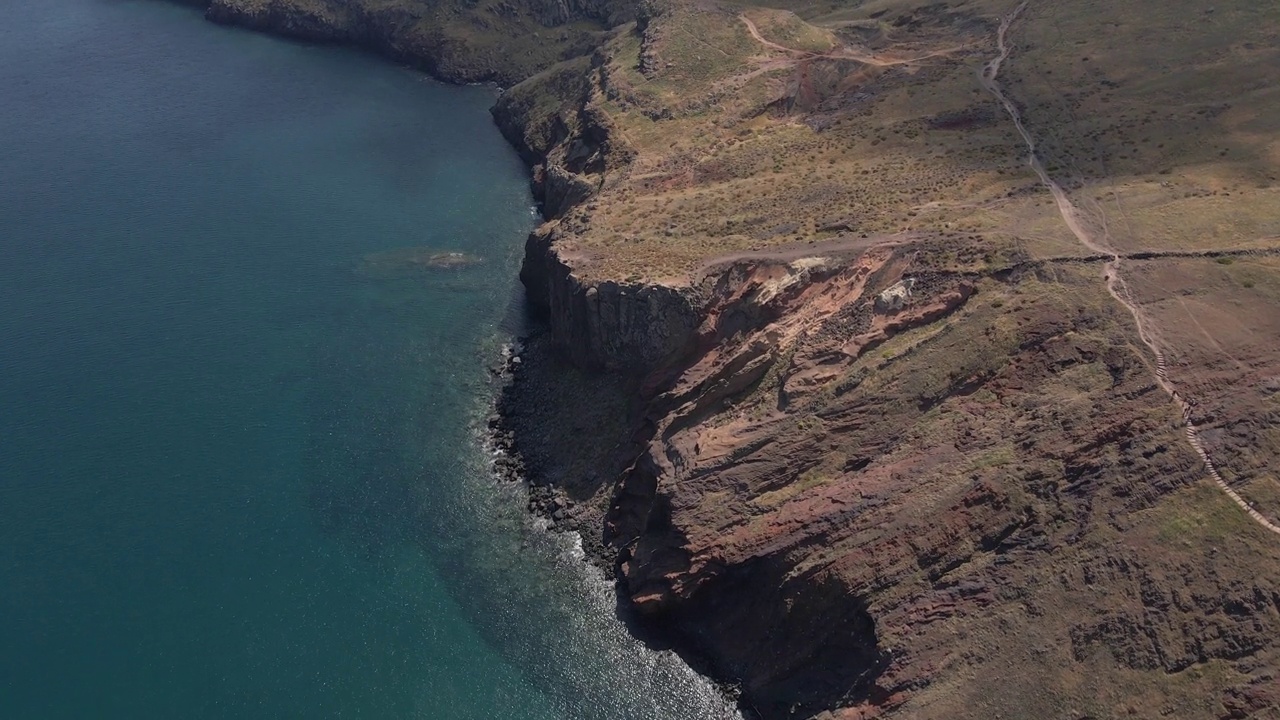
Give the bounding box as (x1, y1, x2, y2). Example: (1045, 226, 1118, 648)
(205, 0, 347, 44)
(197, 0, 623, 85)
(491, 62, 637, 210)
(532, 0, 626, 26)
(518, 227, 702, 371)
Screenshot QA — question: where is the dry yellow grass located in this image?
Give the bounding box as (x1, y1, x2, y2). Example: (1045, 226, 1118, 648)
(533, 0, 1087, 280)
(498, 0, 1280, 282)
(1000, 0, 1280, 252)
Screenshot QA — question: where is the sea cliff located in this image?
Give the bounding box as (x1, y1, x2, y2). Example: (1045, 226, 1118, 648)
(181, 1, 1280, 718)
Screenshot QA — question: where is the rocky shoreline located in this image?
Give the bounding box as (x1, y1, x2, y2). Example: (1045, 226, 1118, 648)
(486, 330, 755, 713)
(487, 335, 599, 559)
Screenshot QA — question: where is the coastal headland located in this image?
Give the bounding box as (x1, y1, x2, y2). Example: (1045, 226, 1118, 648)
(184, 0, 1280, 717)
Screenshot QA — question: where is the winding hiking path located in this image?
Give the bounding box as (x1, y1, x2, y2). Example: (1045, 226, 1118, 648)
(740, 13, 809, 56)
(739, 13, 966, 68)
(979, 0, 1280, 536)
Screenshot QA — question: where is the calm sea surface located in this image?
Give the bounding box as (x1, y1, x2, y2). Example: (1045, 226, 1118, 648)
(0, 2, 739, 718)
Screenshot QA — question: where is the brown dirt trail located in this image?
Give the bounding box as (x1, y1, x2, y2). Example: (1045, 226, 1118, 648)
(980, 0, 1280, 537)
(738, 13, 967, 68)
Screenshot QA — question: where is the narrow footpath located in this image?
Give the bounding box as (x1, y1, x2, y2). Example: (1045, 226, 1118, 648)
(979, 0, 1280, 536)
(739, 13, 966, 67)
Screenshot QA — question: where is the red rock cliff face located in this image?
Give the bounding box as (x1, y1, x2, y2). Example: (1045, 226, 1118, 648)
(515, 235, 1280, 720)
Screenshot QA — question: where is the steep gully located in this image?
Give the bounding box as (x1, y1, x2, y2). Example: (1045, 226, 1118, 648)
(979, 0, 1280, 536)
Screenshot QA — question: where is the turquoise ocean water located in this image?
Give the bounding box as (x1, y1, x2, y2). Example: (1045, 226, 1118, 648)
(0, 2, 739, 718)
